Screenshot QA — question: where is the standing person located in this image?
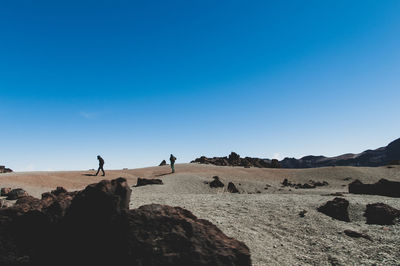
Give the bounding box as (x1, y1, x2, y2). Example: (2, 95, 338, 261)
(170, 154, 176, 173)
(95, 155, 105, 176)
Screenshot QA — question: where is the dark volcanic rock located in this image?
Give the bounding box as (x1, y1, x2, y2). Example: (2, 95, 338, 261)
(0, 165, 13, 173)
(57, 177, 133, 265)
(348, 179, 400, 198)
(323, 192, 345, 197)
(191, 152, 274, 168)
(348, 180, 364, 193)
(127, 204, 251, 266)
(0, 178, 132, 265)
(0, 177, 251, 266)
(313, 181, 329, 187)
(299, 210, 307, 217)
(300, 183, 316, 189)
(364, 203, 400, 225)
(229, 152, 240, 164)
(50, 187, 67, 196)
(6, 189, 29, 200)
(159, 160, 167, 166)
(317, 197, 350, 222)
(14, 196, 45, 210)
(210, 176, 224, 188)
(0, 188, 78, 265)
(227, 182, 239, 193)
(270, 159, 281, 168)
(344, 230, 372, 241)
(1, 187, 11, 196)
(282, 179, 328, 189)
(136, 178, 163, 187)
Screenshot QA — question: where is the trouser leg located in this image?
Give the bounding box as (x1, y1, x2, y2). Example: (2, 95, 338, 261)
(171, 163, 175, 173)
(95, 167, 100, 176)
(101, 166, 105, 176)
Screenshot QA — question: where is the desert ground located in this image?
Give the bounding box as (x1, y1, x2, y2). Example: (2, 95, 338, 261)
(1, 163, 400, 265)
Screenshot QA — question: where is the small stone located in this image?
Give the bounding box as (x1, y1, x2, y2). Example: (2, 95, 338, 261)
(344, 230, 372, 241)
(299, 210, 307, 217)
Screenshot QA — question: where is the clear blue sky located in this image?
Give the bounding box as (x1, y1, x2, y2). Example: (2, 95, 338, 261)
(1, 1, 399, 171)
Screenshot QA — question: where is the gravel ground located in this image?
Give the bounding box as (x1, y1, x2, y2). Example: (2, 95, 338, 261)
(130, 171, 400, 266)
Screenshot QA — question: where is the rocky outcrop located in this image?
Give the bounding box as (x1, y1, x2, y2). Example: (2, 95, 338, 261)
(210, 176, 225, 188)
(227, 182, 239, 193)
(0, 178, 250, 266)
(282, 179, 328, 189)
(0, 186, 79, 265)
(192, 137, 400, 168)
(348, 179, 400, 198)
(191, 152, 280, 168)
(317, 197, 350, 222)
(364, 203, 400, 225)
(0, 165, 12, 174)
(159, 160, 167, 166)
(135, 178, 163, 187)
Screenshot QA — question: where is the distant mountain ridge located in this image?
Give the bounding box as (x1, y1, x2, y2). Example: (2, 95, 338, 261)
(191, 138, 400, 168)
(280, 137, 400, 168)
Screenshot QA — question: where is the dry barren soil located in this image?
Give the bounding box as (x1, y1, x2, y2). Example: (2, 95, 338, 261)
(1, 163, 400, 265)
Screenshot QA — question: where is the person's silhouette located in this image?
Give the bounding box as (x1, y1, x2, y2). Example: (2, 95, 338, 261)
(170, 154, 176, 173)
(95, 155, 105, 176)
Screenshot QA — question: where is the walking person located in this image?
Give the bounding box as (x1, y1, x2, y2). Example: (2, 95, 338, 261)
(95, 155, 105, 176)
(170, 154, 176, 173)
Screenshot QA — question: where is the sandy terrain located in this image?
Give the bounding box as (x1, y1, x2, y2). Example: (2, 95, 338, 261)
(1, 163, 400, 265)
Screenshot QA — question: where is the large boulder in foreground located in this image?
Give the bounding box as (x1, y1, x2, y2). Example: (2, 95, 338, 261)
(317, 197, 350, 222)
(56, 177, 133, 265)
(0, 178, 251, 266)
(0, 187, 78, 265)
(364, 203, 400, 225)
(348, 179, 400, 197)
(127, 204, 251, 266)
